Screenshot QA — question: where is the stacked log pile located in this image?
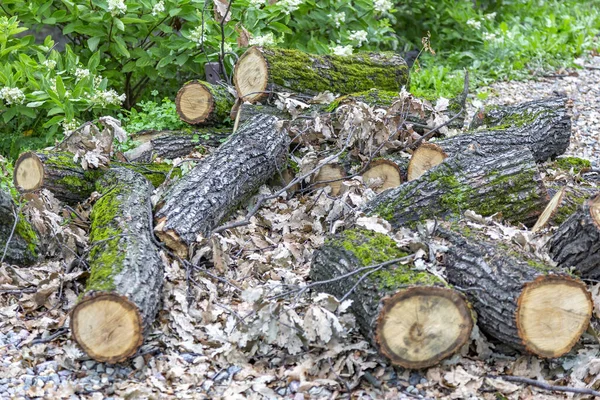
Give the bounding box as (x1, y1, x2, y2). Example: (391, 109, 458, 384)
(6, 45, 599, 369)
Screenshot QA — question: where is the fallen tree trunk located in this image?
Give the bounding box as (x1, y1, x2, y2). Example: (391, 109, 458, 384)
(0, 189, 39, 266)
(13, 151, 181, 205)
(310, 228, 473, 369)
(548, 193, 600, 279)
(364, 147, 549, 228)
(175, 80, 235, 125)
(532, 185, 598, 232)
(233, 46, 409, 103)
(70, 168, 163, 363)
(123, 127, 231, 162)
(407, 97, 571, 180)
(154, 114, 289, 256)
(439, 222, 592, 358)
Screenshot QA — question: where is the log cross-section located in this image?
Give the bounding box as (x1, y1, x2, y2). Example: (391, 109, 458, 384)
(175, 80, 234, 125)
(70, 168, 163, 363)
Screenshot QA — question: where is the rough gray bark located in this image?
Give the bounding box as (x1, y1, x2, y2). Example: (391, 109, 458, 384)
(465, 96, 571, 162)
(70, 168, 163, 363)
(364, 147, 548, 228)
(548, 194, 600, 279)
(310, 229, 472, 369)
(123, 128, 231, 162)
(0, 189, 39, 266)
(439, 223, 591, 357)
(154, 114, 289, 254)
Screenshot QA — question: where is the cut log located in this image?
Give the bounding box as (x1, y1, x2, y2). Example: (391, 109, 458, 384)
(233, 46, 409, 103)
(408, 96, 571, 178)
(407, 143, 448, 181)
(312, 163, 346, 196)
(310, 229, 473, 369)
(154, 114, 289, 256)
(364, 147, 548, 228)
(439, 223, 592, 358)
(70, 168, 163, 363)
(548, 193, 600, 279)
(361, 159, 402, 193)
(13, 151, 180, 205)
(532, 185, 598, 232)
(175, 80, 235, 125)
(123, 128, 231, 162)
(0, 189, 39, 266)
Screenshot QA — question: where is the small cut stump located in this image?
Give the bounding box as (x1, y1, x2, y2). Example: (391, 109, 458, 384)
(548, 193, 600, 279)
(310, 229, 473, 369)
(70, 168, 163, 363)
(532, 185, 598, 232)
(439, 223, 592, 357)
(175, 80, 235, 125)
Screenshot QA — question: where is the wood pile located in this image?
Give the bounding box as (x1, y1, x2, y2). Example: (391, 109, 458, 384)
(3, 45, 598, 368)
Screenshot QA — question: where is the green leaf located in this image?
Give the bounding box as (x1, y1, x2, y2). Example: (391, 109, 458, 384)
(55, 75, 66, 99)
(270, 21, 293, 34)
(156, 54, 175, 69)
(88, 36, 102, 52)
(26, 101, 46, 108)
(112, 37, 131, 58)
(2, 107, 18, 123)
(114, 18, 125, 32)
(47, 107, 64, 116)
(43, 115, 65, 128)
(88, 51, 101, 71)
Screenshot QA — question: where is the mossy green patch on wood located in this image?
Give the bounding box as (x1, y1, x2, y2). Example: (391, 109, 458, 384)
(484, 109, 543, 131)
(326, 89, 400, 112)
(14, 216, 39, 257)
(554, 157, 592, 174)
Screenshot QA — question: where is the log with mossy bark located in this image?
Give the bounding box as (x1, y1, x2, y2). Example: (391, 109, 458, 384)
(175, 80, 235, 125)
(123, 127, 231, 162)
(0, 189, 39, 266)
(364, 147, 549, 228)
(439, 222, 592, 358)
(547, 193, 600, 279)
(407, 98, 571, 180)
(310, 229, 473, 369)
(233, 47, 409, 103)
(532, 185, 599, 232)
(70, 168, 163, 363)
(13, 151, 181, 205)
(154, 114, 289, 256)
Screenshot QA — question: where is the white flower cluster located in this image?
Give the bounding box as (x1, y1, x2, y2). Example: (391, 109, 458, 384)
(75, 68, 90, 80)
(107, 0, 127, 16)
(482, 32, 497, 41)
(249, 32, 276, 47)
(0, 87, 25, 105)
(373, 0, 393, 14)
(328, 12, 346, 28)
(466, 19, 482, 29)
(249, 0, 265, 7)
(61, 119, 79, 134)
(330, 45, 353, 57)
(189, 26, 205, 46)
(348, 30, 368, 47)
(42, 59, 57, 70)
(91, 89, 126, 107)
(485, 12, 497, 20)
(280, 0, 303, 15)
(152, 0, 165, 16)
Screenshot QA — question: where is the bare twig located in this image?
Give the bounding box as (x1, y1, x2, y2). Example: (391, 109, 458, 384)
(1, 202, 20, 264)
(23, 328, 69, 347)
(486, 375, 600, 397)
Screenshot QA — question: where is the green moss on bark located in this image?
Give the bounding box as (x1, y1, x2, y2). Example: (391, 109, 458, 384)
(554, 157, 592, 174)
(14, 216, 38, 257)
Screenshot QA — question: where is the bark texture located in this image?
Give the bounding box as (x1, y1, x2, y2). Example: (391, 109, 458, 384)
(548, 194, 600, 279)
(123, 128, 231, 162)
(364, 147, 548, 228)
(70, 168, 163, 363)
(154, 114, 289, 254)
(310, 229, 472, 368)
(234, 46, 409, 103)
(0, 189, 39, 266)
(439, 223, 592, 357)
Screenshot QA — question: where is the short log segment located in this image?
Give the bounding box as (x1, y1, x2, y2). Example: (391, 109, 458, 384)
(439, 223, 592, 357)
(13, 151, 181, 205)
(70, 168, 163, 363)
(532, 185, 598, 232)
(0, 189, 39, 266)
(310, 229, 473, 369)
(175, 80, 235, 125)
(154, 114, 289, 255)
(233, 46, 409, 103)
(548, 194, 600, 279)
(361, 159, 403, 193)
(364, 147, 548, 228)
(123, 128, 231, 162)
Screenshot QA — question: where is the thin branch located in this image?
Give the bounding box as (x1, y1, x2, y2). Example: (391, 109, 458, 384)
(1, 202, 20, 264)
(21, 328, 69, 348)
(486, 375, 600, 397)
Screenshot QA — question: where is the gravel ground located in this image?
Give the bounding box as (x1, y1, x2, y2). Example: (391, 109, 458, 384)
(1, 55, 600, 400)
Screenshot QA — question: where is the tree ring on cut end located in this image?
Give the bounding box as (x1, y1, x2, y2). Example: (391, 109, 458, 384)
(14, 152, 44, 192)
(233, 47, 269, 103)
(70, 293, 143, 363)
(516, 275, 592, 358)
(362, 159, 402, 193)
(408, 143, 448, 181)
(375, 286, 473, 369)
(176, 81, 214, 124)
